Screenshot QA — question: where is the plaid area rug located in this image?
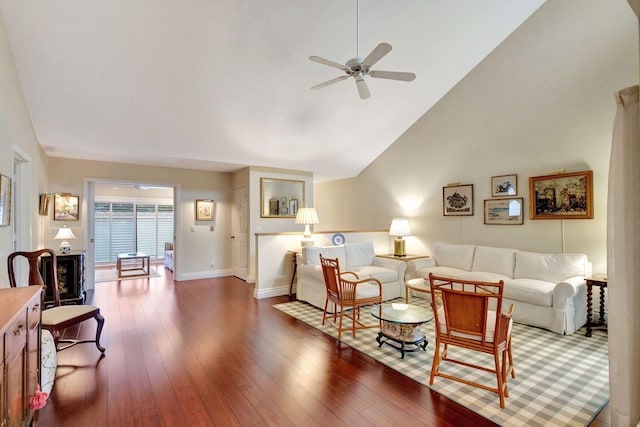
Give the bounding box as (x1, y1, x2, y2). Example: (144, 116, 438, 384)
(273, 298, 609, 427)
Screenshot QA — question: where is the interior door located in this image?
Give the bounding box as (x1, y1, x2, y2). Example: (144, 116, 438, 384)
(231, 186, 248, 280)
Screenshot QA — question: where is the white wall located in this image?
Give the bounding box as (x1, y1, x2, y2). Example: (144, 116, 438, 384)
(314, 0, 639, 275)
(0, 10, 48, 288)
(255, 230, 392, 298)
(244, 167, 313, 283)
(46, 158, 233, 281)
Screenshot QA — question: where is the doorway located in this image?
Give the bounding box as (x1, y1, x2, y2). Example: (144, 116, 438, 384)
(84, 179, 178, 289)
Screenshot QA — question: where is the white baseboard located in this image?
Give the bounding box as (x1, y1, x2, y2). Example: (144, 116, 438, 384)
(176, 268, 233, 281)
(254, 285, 290, 299)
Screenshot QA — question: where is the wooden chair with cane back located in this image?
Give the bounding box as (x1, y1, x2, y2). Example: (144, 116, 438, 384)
(320, 255, 382, 341)
(428, 273, 515, 408)
(8, 249, 106, 353)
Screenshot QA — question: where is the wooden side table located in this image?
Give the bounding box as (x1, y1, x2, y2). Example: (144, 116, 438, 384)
(287, 250, 301, 296)
(585, 273, 607, 337)
(376, 254, 429, 262)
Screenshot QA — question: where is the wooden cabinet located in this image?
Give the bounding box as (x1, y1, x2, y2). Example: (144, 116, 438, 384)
(40, 252, 85, 306)
(0, 286, 42, 427)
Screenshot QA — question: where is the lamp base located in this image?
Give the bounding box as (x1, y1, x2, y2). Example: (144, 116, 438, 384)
(58, 243, 71, 255)
(393, 238, 406, 257)
(301, 238, 315, 247)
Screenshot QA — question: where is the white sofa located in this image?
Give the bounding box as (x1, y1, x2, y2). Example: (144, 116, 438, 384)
(296, 241, 407, 310)
(406, 241, 591, 335)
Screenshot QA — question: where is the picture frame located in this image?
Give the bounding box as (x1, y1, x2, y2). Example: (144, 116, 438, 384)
(53, 193, 80, 221)
(288, 198, 298, 216)
(260, 177, 305, 218)
(484, 198, 524, 225)
(491, 174, 517, 197)
(443, 184, 474, 216)
(195, 199, 215, 221)
(0, 174, 11, 226)
(529, 170, 593, 220)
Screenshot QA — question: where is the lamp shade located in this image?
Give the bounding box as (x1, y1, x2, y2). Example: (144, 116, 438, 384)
(295, 207, 319, 225)
(54, 226, 77, 241)
(389, 218, 412, 237)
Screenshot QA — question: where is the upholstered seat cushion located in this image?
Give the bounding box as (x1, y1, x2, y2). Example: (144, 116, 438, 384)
(42, 305, 98, 324)
(349, 265, 399, 283)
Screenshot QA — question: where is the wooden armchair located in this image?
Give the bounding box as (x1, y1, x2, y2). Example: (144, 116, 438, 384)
(320, 255, 382, 341)
(428, 273, 515, 408)
(8, 249, 105, 353)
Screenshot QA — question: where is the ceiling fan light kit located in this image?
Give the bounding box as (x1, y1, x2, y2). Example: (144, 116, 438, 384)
(309, 1, 416, 99)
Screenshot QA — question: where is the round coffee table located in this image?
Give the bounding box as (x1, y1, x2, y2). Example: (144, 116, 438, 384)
(370, 303, 433, 358)
(404, 277, 431, 303)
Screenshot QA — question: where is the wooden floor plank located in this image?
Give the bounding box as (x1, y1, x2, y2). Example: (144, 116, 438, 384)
(36, 269, 608, 426)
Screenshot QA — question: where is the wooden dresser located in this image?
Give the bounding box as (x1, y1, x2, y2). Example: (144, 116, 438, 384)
(0, 286, 42, 427)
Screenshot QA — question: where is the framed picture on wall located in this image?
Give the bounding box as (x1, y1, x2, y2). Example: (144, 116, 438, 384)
(529, 170, 593, 219)
(195, 199, 215, 221)
(53, 193, 80, 221)
(484, 198, 524, 225)
(491, 174, 517, 197)
(443, 184, 474, 216)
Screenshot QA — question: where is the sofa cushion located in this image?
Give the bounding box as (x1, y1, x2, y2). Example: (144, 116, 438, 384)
(344, 242, 375, 268)
(303, 246, 346, 267)
(417, 266, 469, 280)
(351, 265, 399, 283)
(514, 251, 588, 282)
(472, 246, 517, 278)
(433, 241, 475, 271)
(504, 278, 555, 307)
(457, 271, 511, 284)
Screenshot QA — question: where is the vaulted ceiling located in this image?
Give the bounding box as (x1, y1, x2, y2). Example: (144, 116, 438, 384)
(0, 1, 544, 181)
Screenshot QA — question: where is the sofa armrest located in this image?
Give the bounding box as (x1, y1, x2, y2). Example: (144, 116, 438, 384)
(406, 257, 436, 278)
(553, 276, 587, 307)
(372, 256, 407, 280)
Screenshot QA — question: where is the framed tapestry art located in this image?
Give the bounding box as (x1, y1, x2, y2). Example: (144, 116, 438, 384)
(53, 194, 79, 221)
(491, 174, 517, 197)
(484, 198, 524, 225)
(443, 184, 474, 216)
(529, 170, 593, 219)
(196, 199, 215, 221)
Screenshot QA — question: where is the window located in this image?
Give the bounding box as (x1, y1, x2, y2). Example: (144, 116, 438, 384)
(94, 202, 174, 264)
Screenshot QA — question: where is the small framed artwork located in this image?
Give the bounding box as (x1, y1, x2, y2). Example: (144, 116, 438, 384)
(484, 198, 524, 225)
(529, 170, 593, 220)
(0, 174, 11, 226)
(269, 199, 279, 216)
(443, 184, 474, 216)
(288, 198, 298, 216)
(491, 174, 517, 197)
(195, 199, 215, 221)
(53, 193, 80, 221)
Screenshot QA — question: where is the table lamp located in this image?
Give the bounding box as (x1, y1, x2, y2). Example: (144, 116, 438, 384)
(389, 218, 411, 257)
(295, 207, 320, 247)
(54, 226, 76, 254)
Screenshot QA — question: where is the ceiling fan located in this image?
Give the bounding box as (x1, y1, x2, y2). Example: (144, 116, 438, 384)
(309, 1, 416, 99)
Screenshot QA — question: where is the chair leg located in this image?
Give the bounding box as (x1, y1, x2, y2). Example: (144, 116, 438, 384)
(429, 339, 441, 385)
(95, 313, 106, 353)
(494, 351, 505, 408)
(322, 299, 329, 326)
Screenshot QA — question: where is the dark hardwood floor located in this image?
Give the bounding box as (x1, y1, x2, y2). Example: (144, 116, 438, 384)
(38, 269, 608, 426)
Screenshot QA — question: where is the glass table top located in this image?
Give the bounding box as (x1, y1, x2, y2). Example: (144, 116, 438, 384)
(370, 303, 433, 324)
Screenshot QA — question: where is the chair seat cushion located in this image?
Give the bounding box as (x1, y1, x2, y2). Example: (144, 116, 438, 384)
(351, 265, 398, 283)
(436, 307, 501, 343)
(42, 305, 98, 325)
(353, 281, 381, 299)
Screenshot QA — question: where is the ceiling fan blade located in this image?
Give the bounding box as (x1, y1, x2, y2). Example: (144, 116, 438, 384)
(369, 70, 416, 82)
(309, 56, 349, 71)
(310, 75, 349, 90)
(354, 74, 370, 99)
(361, 43, 392, 68)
